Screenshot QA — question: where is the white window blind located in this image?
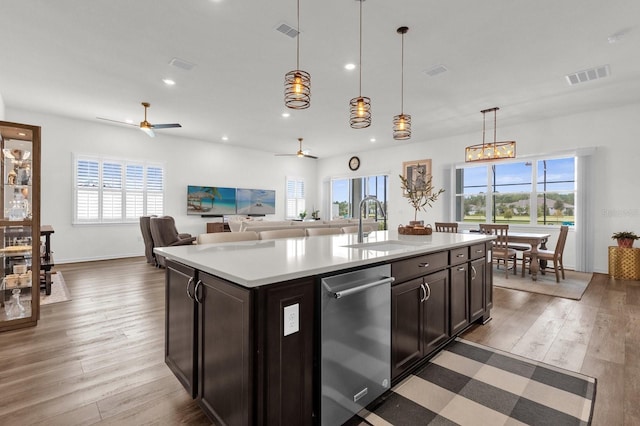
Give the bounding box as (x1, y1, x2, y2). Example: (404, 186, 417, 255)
(74, 155, 164, 224)
(286, 177, 305, 219)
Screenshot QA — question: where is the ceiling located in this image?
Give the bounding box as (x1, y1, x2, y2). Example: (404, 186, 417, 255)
(1, 0, 639, 158)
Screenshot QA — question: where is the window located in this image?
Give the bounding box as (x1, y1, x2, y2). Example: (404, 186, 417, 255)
(331, 174, 388, 229)
(286, 177, 305, 219)
(74, 155, 164, 224)
(455, 156, 575, 225)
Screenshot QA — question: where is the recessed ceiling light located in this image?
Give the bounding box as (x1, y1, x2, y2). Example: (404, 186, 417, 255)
(162, 78, 176, 86)
(282, 112, 290, 118)
(370, 138, 376, 143)
(222, 136, 229, 141)
(345, 63, 356, 71)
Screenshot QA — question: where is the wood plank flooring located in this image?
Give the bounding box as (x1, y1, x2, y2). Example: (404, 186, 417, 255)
(0, 258, 637, 425)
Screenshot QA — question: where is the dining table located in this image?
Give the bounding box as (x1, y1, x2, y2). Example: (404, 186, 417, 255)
(505, 231, 551, 281)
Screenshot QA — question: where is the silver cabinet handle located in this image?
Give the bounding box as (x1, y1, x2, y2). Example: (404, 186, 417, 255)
(193, 279, 203, 304)
(457, 266, 465, 271)
(424, 282, 431, 301)
(330, 277, 395, 299)
(420, 283, 426, 302)
(471, 265, 477, 280)
(185, 277, 195, 300)
(418, 262, 429, 268)
(456, 253, 465, 258)
(475, 249, 484, 253)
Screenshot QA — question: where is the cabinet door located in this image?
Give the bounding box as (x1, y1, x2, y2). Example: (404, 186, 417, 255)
(197, 272, 252, 426)
(485, 242, 494, 313)
(423, 270, 450, 355)
(165, 260, 198, 398)
(449, 264, 470, 335)
(391, 278, 423, 379)
(469, 258, 486, 322)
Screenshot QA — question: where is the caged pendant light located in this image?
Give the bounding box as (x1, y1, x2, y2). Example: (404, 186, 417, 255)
(349, 0, 371, 129)
(393, 26, 411, 140)
(465, 107, 516, 162)
(284, 0, 311, 109)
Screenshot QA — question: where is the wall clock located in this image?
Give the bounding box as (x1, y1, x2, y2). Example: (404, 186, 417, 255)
(349, 156, 360, 171)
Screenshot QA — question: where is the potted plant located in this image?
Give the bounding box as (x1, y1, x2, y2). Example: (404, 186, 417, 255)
(612, 231, 639, 248)
(299, 211, 307, 220)
(399, 168, 445, 227)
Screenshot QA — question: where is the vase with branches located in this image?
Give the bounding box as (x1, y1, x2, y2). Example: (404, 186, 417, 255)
(399, 165, 445, 223)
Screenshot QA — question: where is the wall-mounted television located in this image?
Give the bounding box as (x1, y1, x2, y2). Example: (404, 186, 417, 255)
(236, 188, 276, 215)
(187, 186, 237, 216)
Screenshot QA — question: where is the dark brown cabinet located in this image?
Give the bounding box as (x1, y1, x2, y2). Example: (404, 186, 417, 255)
(449, 262, 469, 335)
(197, 272, 252, 426)
(165, 260, 314, 426)
(165, 260, 198, 397)
(469, 257, 486, 322)
(391, 269, 449, 379)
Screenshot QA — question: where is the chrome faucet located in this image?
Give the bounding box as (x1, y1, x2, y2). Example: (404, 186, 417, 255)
(358, 195, 386, 243)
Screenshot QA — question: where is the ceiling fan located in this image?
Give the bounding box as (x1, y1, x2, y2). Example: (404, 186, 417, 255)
(275, 138, 318, 159)
(97, 102, 182, 137)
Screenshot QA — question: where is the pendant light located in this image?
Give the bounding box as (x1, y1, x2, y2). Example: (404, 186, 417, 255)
(393, 26, 411, 140)
(465, 107, 516, 162)
(284, 0, 311, 109)
(349, 0, 371, 129)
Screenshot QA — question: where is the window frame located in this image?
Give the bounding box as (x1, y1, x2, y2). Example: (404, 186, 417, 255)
(285, 176, 305, 220)
(73, 154, 165, 224)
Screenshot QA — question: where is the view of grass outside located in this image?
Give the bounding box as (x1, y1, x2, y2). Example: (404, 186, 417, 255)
(456, 157, 575, 226)
(331, 175, 388, 229)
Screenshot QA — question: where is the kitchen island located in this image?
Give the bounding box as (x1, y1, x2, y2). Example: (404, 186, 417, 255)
(155, 230, 495, 425)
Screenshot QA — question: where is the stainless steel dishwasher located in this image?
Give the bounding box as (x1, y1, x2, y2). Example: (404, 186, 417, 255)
(320, 264, 394, 426)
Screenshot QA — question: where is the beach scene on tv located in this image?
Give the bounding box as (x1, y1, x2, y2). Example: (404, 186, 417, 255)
(236, 189, 276, 215)
(187, 186, 237, 215)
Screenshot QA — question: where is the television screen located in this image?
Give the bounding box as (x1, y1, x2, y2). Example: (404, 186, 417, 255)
(236, 188, 276, 215)
(187, 186, 237, 215)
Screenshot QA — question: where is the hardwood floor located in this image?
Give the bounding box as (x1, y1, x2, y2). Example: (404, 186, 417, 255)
(0, 258, 637, 425)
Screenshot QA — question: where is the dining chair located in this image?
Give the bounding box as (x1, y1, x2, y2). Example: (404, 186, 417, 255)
(522, 225, 568, 282)
(306, 228, 342, 236)
(434, 222, 458, 233)
(258, 228, 306, 240)
(197, 231, 259, 244)
(479, 224, 517, 279)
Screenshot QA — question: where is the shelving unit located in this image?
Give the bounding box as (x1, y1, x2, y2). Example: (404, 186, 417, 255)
(0, 121, 41, 332)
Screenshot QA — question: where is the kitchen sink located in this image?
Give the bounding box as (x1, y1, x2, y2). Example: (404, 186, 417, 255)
(342, 240, 425, 252)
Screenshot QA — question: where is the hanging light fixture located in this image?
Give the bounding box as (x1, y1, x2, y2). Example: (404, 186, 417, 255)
(393, 26, 411, 140)
(349, 0, 371, 129)
(284, 0, 311, 109)
(465, 107, 516, 162)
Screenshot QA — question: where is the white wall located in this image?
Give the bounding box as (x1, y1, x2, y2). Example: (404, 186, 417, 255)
(316, 103, 640, 274)
(6, 108, 317, 263)
(0, 92, 5, 120)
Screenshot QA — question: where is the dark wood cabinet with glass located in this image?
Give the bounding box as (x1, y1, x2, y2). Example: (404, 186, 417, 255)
(0, 121, 41, 332)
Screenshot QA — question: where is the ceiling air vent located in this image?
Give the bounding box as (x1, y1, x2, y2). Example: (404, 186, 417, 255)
(276, 23, 299, 38)
(169, 57, 196, 71)
(565, 65, 610, 86)
(424, 64, 448, 77)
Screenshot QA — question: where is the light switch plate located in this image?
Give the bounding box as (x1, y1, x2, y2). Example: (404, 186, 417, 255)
(283, 303, 299, 336)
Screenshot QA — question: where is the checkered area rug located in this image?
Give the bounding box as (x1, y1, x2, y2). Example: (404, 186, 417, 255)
(359, 338, 596, 426)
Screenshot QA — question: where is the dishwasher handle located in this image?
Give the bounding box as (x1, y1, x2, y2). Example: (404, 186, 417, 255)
(328, 276, 395, 299)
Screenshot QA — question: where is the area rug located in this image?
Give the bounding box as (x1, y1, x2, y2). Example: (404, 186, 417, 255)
(40, 272, 71, 305)
(493, 269, 592, 300)
(359, 338, 596, 425)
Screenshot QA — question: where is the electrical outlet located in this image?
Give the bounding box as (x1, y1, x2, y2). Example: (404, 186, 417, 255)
(283, 303, 299, 336)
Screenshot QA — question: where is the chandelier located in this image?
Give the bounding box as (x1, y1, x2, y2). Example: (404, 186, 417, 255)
(465, 107, 516, 162)
(284, 0, 311, 109)
(393, 26, 411, 140)
(349, 0, 371, 129)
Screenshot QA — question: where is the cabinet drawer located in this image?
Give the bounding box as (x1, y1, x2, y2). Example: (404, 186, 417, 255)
(450, 247, 469, 265)
(392, 251, 448, 282)
(470, 243, 486, 260)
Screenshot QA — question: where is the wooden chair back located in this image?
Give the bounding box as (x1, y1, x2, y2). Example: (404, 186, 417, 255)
(554, 225, 569, 258)
(434, 222, 458, 233)
(479, 224, 510, 251)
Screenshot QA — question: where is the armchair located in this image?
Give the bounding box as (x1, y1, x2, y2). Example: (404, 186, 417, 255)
(150, 216, 196, 267)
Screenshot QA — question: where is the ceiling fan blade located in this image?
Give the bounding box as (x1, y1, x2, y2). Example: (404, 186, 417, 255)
(140, 126, 155, 137)
(96, 117, 138, 127)
(275, 153, 297, 157)
(303, 154, 318, 159)
(151, 123, 182, 129)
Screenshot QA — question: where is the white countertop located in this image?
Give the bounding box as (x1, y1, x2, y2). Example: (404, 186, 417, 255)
(154, 230, 495, 288)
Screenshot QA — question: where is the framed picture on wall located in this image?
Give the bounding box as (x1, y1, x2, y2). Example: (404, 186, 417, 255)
(402, 159, 432, 196)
